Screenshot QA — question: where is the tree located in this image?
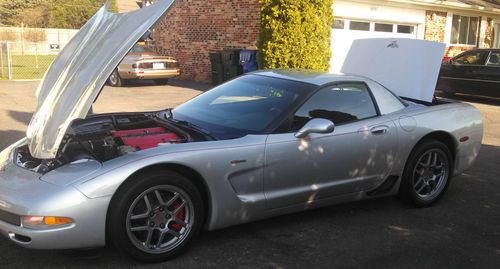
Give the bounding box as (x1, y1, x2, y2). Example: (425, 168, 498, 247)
(48, 0, 119, 29)
(0, 0, 118, 28)
(0, 0, 47, 26)
(13, 6, 49, 28)
(258, 0, 334, 71)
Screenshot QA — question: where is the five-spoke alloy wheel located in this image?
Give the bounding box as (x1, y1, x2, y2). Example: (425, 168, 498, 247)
(126, 185, 194, 254)
(400, 139, 453, 206)
(108, 170, 204, 262)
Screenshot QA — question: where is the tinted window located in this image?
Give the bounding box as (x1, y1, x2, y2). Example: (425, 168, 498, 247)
(454, 51, 489, 65)
(486, 52, 500, 66)
(172, 75, 315, 137)
(290, 83, 378, 131)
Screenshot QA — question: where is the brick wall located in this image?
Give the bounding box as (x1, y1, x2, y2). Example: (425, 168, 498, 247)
(424, 10, 447, 42)
(155, 0, 260, 82)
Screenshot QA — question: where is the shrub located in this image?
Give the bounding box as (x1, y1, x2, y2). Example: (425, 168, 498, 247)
(258, 0, 334, 71)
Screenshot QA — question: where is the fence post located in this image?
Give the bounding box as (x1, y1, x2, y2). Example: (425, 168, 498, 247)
(7, 43, 12, 80)
(0, 43, 3, 78)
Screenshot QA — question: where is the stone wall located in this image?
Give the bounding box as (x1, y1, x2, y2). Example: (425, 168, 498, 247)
(424, 10, 447, 42)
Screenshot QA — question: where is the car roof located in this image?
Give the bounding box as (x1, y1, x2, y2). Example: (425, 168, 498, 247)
(251, 69, 369, 86)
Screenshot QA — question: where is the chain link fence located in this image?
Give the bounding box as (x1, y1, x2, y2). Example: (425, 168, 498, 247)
(0, 41, 58, 80)
(0, 27, 78, 80)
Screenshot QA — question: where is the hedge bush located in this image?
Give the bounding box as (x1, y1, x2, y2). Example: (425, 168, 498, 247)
(258, 0, 334, 71)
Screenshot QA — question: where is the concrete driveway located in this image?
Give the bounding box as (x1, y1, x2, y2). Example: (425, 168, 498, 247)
(0, 80, 499, 269)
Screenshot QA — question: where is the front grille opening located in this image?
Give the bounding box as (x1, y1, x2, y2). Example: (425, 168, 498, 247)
(0, 209, 21, 226)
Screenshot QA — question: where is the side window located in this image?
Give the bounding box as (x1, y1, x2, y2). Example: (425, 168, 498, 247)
(454, 51, 489, 65)
(290, 83, 378, 131)
(486, 52, 500, 66)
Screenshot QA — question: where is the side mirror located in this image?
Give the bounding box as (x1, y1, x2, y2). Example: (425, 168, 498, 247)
(295, 118, 335, 139)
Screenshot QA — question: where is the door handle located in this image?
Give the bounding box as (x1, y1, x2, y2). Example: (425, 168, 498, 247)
(370, 126, 389, 135)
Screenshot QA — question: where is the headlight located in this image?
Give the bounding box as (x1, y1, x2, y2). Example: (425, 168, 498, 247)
(22, 216, 74, 229)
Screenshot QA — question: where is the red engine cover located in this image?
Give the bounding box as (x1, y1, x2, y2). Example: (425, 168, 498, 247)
(111, 127, 181, 150)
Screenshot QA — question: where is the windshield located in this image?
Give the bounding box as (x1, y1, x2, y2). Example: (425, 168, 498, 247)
(172, 75, 315, 138)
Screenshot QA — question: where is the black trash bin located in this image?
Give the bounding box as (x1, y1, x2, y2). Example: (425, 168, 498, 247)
(221, 50, 243, 81)
(221, 50, 240, 66)
(239, 50, 258, 73)
(209, 52, 224, 85)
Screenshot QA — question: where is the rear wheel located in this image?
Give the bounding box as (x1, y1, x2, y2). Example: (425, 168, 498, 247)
(108, 70, 124, 87)
(154, 78, 169, 85)
(399, 139, 453, 207)
(108, 170, 204, 262)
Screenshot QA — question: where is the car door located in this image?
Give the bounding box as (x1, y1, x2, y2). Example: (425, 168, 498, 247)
(264, 82, 398, 209)
(441, 50, 490, 94)
(475, 50, 500, 97)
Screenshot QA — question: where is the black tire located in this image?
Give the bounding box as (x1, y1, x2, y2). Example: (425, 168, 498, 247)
(108, 170, 205, 262)
(154, 78, 169, 85)
(399, 139, 453, 207)
(108, 70, 124, 87)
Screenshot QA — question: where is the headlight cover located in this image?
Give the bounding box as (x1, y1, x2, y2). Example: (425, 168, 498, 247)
(22, 216, 74, 229)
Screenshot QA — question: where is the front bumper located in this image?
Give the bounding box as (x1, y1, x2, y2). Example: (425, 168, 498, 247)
(0, 159, 111, 249)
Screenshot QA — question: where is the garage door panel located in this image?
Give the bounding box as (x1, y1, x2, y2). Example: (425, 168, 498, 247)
(331, 19, 418, 72)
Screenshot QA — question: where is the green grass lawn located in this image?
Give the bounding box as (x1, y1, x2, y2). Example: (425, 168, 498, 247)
(0, 54, 56, 80)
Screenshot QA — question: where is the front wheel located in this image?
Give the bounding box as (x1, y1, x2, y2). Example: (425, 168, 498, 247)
(108, 170, 204, 262)
(399, 139, 453, 207)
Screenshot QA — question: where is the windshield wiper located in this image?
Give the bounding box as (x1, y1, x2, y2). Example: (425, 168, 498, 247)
(167, 118, 215, 140)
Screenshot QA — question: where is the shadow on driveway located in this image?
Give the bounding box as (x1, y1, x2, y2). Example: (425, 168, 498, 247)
(0, 130, 25, 150)
(7, 110, 32, 126)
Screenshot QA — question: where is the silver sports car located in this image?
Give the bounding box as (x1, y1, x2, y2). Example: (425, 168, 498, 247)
(0, 0, 483, 263)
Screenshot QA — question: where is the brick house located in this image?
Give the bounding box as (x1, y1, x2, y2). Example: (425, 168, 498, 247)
(153, 0, 500, 82)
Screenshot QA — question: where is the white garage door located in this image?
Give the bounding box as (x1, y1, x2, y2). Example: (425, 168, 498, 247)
(330, 18, 418, 72)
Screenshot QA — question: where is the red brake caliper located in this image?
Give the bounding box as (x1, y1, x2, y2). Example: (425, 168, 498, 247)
(168, 201, 185, 231)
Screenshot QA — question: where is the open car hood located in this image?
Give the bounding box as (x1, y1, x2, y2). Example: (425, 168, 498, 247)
(26, 0, 175, 159)
(341, 38, 446, 103)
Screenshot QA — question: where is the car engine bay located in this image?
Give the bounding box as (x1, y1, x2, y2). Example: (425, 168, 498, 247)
(15, 111, 191, 173)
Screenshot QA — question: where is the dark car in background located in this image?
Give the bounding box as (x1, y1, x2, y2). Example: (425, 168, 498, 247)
(108, 44, 181, 87)
(437, 49, 500, 98)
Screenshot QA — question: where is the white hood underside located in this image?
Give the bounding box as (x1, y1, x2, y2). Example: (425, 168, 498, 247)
(26, 0, 176, 159)
(341, 38, 446, 103)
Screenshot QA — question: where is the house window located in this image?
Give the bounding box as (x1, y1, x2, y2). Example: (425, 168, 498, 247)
(397, 25, 414, 34)
(333, 19, 345, 29)
(375, 23, 393, 32)
(451, 15, 479, 45)
(350, 21, 370, 31)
